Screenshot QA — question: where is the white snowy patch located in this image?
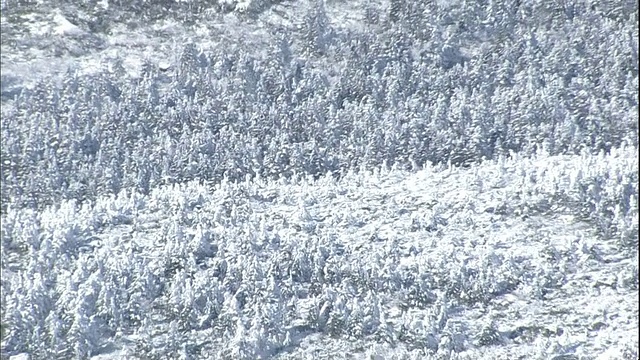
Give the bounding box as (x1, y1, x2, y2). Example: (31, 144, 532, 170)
(52, 9, 84, 36)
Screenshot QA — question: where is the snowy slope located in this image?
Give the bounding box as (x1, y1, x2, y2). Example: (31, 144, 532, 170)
(1, 0, 638, 359)
(2, 148, 637, 359)
(1, 0, 374, 99)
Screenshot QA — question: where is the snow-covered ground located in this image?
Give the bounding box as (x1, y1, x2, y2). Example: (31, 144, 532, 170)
(1, 0, 365, 98)
(1, 0, 638, 359)
(2, 148, 638, 359)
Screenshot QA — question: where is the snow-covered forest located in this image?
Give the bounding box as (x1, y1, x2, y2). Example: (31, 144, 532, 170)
(1, 0, 638, 358)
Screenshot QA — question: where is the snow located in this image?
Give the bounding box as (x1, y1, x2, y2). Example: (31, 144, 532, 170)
(9, 354, 29, 360)
(3, 148, 636, 358)
(1, 0, 638, 359)
(52, 10, 84, 37)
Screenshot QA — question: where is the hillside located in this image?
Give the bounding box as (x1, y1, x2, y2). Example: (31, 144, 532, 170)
(1, 0, 638, 359)
(2, 148, 638, 359)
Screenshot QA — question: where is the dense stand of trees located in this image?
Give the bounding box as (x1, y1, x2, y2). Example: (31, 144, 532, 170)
(1, 147, 638, 358)
(1, 0, 637, 212)
(1, 1, 639, 358)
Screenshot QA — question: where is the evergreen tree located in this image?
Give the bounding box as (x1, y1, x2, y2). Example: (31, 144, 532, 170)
(300, 0, 332, 56)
